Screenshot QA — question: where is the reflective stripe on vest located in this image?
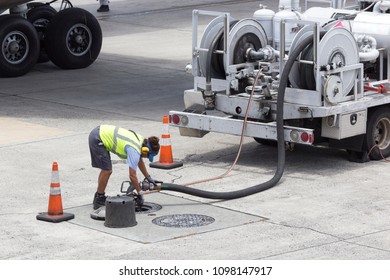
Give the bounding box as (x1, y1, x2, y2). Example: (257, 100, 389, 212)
(99, 125, 143, 159)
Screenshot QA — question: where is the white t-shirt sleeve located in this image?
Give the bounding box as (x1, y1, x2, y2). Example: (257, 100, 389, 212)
(125, 145, 140, 170)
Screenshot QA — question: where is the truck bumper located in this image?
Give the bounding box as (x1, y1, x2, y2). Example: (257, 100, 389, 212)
(169, 110, 315, 145)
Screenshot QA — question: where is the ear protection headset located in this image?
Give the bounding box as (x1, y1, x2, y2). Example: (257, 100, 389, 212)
(141, 142, 152, 155)
(142, 141, 158, 162)
(141, 145, 150, 155)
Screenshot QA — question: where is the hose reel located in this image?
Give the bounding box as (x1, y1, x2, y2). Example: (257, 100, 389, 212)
(198, 17, 268, 79)
(288, 26, 359, 102)
(228, 19, 268, 65)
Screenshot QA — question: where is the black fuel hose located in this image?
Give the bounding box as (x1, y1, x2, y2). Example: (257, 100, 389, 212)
(159, 34, 316, 199)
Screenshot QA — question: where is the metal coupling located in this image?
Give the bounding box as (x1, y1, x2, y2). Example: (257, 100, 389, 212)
(202, 87, 216, 110)
(246, 46, 278, 62)
(262, 84, 272, 100)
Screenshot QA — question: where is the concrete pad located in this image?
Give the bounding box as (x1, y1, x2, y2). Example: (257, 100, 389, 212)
(69, 193, 266, 244)
(348, 230, 390, 252)
(266, 241, 390, 260)
(0, 117, 71, 146)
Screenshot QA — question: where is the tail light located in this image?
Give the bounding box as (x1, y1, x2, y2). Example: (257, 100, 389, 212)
(170, 114, 189, 126)
(172, 114, 181, 124)
(290, 130, 314, 144)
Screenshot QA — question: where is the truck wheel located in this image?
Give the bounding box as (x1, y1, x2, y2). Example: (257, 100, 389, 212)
(44, 8, 102, 69)
(0, 15, 39, 77)
(364, 107, 390, 160)
(27, 4, 57, 63)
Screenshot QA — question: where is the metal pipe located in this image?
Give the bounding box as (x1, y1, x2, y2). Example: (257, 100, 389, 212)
(373, 1, 390, 13)
(224, 14, 228, 55)
(355, 34, 380, 62)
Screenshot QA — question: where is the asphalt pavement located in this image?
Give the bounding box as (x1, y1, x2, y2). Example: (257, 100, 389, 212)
(0, 0, 390, 263)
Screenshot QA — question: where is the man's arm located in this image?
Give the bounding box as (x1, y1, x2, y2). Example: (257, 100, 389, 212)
(129, 166, 145, 206)
(137, 158, 149, 179)
(129, 167, 142, 193)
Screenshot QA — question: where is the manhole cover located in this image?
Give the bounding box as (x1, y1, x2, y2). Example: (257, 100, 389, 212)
(136, 202, 162, 214)
(152, 214, 215, 228)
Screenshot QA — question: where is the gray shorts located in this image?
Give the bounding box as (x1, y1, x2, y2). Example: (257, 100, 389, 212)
(89, 126, 112, 170)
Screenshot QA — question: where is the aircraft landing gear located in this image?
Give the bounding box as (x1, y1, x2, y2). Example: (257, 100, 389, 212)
(0, 1, 102, 77)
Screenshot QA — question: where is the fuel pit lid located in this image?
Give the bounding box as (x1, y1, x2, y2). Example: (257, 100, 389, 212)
(152, 214, 215, 228)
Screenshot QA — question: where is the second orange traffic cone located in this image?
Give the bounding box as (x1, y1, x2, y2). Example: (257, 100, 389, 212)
(36, 162, 74, 223)
(150, 115, 183, 169)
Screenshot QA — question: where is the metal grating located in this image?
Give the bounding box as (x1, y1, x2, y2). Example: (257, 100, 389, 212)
(152, 214, 215, 228)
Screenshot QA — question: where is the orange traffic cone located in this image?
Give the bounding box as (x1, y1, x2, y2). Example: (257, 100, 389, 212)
(36, 162, 74, 223)
(150, 115, 183, 169)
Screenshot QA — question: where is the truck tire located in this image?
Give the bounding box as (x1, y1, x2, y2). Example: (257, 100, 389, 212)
(364, 107, 390, 160)
(44, 8, 102, 69)
(0, 15, 39, 77)
(27, 4, 57, 63)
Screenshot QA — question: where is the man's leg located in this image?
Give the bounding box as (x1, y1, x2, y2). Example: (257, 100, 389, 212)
(92, 169, 112, 209)
(97, 169, 112, 194)
(89, 126, 112, 209)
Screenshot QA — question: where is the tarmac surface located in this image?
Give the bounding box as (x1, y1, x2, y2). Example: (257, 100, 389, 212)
(1, 0, 390, 261)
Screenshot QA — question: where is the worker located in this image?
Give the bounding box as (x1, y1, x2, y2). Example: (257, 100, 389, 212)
(97, 0, 109, 12)
(89, 125, 160, 209)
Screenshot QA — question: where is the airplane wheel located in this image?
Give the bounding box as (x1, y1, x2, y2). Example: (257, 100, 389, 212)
(44, 8, 102, 69)
(27, 4, 57, 63)
(0, 15, 39, 77)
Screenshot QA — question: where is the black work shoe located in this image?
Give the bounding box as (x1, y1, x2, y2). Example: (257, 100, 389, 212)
(93, 192, 107, 209)
(97, 5, 109, 12)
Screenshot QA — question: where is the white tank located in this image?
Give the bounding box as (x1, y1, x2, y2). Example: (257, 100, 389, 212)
(302, 7, 356, 25)
(302, 7, 390, 49)
(292, 0, 300, 10)
(273, 10, 301, 51)
(253, 5, 275, 44)
(331, 0, 346, 9)
(353, 12, 390, 49)
(279, 0, 300, 11)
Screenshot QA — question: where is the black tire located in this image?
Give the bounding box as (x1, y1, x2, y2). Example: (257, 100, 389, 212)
(27, 5, 57, 63)
(44, 8, 102, 69)
(0, 15, 39, 77)
(364, 107, 390, 160)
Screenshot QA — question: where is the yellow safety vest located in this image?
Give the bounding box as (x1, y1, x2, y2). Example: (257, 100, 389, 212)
(99, 125, 144, 159)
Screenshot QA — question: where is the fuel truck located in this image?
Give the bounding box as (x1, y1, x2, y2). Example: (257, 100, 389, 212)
(169, 0, 390, 163)
(0, 0, 102, 77)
